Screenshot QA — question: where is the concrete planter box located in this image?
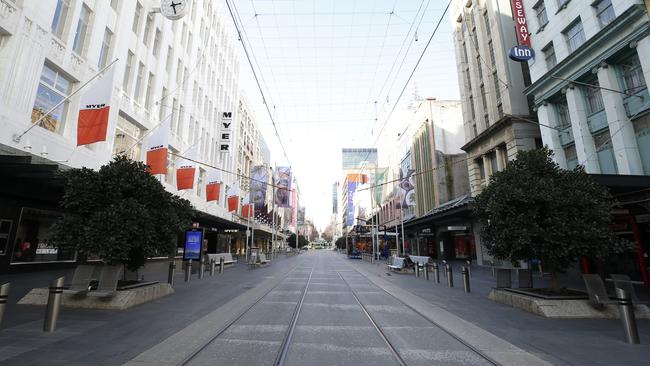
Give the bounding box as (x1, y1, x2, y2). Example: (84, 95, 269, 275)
(18, 283, 174, 310)
(489, 288, 650, 319)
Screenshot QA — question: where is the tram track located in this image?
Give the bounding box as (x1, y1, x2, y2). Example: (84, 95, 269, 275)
(179, 263, 314, 366)
(337, 263, 500, 366)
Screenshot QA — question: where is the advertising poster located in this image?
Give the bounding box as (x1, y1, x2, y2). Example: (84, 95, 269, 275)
(250, 166, 268, 208)
(398, 167, 416, 208)
(275, 167, 292, 208)
(183, 229, 203, 260)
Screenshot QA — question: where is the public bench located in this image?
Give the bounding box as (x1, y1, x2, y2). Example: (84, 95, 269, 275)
(387, 257, 406, 272)
(63, 265, 96, 295)
(258, 253, 270, 265)
(206, 253, 236, 266)
(88, 266, 121, 298)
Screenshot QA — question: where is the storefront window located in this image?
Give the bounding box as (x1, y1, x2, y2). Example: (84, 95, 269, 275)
(11, 208, 75, 263)
(112, 114, 143, 161)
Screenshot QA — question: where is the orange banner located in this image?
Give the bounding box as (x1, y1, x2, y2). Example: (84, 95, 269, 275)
(206, 182, 221, 202)
(227, 196, 239, 212)
(176, 167, 195, 190)
(242, 204, 254, 218)
(146, 148, 167, 175)
(77, 107, 110, 146)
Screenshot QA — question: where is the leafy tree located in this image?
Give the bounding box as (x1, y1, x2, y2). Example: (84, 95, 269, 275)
(335, 236, 347, 250)
(472, 148, 631, 291)
(287, 233, 309, 248)
(51, 156, 193, 272)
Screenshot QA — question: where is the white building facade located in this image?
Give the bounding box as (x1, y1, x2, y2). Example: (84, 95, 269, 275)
(0, 0, 242, 213)
(523, 0, 650, 175)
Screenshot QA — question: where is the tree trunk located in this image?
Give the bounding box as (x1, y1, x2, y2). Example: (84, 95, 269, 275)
(549, 270, 561, 293)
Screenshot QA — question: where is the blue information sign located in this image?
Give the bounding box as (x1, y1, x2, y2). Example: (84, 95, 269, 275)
(183, 229, 203, 260)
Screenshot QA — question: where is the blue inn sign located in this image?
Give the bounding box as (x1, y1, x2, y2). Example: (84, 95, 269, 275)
(509, 45, 535, 62)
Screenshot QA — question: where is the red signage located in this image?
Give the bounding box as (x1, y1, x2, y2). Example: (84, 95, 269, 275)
(511, 0, 530, 47)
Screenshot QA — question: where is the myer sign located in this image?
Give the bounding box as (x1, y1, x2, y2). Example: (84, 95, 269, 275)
(508, 0, 534, 62)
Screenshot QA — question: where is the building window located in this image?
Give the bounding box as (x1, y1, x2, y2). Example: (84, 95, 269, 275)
(557, 0, 569, 9)
(123, 51, 134, 91)
(488, 40, 496, 67)
(153, 29, 161, 56)
(476, 158, 485, 180)
(51, 0, 70, 39)
(534, 1, 548, 29)
(72, 3, 91, 55)
(542, 43, 556, 69)
(11, 208, 75, 263)
(564, 144, 578, 169)
(134, 62, 145, 102)
(584, 78, 604, 115)
(165, 46, 173, 72)
(469, 95, 476, 120)
(594, 0, 615, 27)
(620, 53, 647, 94)
(564, 19, 586, 53)
(32, 64, 72, 133)
(494, 74, 502, 103)
(98, 28, 113, 68)
(143, 14, 153, 46)
(555, 96, 571, 128)
(110, 0, 119, 11)
(483, 12, 491, 37)
(132, 1, 142, 34)
(112, 114, 143, 161)
(144, 72, 154, 108)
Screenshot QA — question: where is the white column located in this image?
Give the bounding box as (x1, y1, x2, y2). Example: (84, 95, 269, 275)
(597, 63, 643, 175)
(565, 86, 600, 173)
(636, 36, 650, 94)
(536, 103, 567, 169)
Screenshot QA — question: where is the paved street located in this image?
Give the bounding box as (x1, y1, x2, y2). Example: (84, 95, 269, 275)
(2, 250, 650, 365)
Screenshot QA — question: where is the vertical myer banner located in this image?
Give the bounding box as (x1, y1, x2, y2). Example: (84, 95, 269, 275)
(77, 68, 115, 146)
(176, 146, 197, 190)
(250, 166, 268, 210)
(227, 182, 240, 212)
(510, 0, 530, 47)
(146, 117, 170, 175)
(205, 169, 221, 202)
(398, 167, 416, 208)
(275, 167, 292, 208)
(219, 111, 233, 153)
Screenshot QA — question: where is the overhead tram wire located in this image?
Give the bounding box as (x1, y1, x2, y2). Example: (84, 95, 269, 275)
(355, 0, 453, 180)
(225, 0, 292, 167)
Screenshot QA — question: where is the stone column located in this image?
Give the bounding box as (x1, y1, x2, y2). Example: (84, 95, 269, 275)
(565, 86, 600, 173)
(597, 63, 643, 175)
(536, 103, 567, 168)
(635, 36, 650, 95)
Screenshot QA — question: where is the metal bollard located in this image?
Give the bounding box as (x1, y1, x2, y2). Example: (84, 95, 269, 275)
(219, 257, 225, 274)
(0, 283, 9, 328)
(442, 260, 448, 278)
(185, 259, 192, 282)
(616, 288, 640, 344)
(466, 260, 472, 277)
(446, 264, 453, 287)
(198, 260, 205, 279)
(44, 276, 65, 332)
(210, 259, 216, 276)
(424, 264, 430, 280)
(462, 266, 470, 293)
(415, 264, 420, 278)
(433, 263, 440, 284)
(167, 262, 176, 285)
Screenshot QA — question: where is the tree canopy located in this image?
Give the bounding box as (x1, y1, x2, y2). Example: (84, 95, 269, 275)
(472, 148, 631, 289)
(287, 233, 309, 248)
(51, 156, 193, 271)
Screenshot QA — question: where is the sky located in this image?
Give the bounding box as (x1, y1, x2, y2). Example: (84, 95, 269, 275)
(231, 0, 461, 231)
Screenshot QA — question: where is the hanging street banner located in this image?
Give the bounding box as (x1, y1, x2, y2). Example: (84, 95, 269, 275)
(291, 188, 298, 227)
(297, 207, 305, 226)
(398, 167, 416, 208)
(354, 183, 372, 226)
(176, 146, 197, 190)
(146, 117, 170, 175)
(275, 167, 292, 208)
(77, 67, 115, 146)
(250, 166, 268, 210)
(227, 182, 240, 212)
(219, 111, 233, 153)
(205, 169, 221, 202)
(242, 203, 255, 218)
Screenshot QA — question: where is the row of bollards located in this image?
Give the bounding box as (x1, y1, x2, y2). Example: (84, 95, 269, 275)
(173, 257, 227, 284)
(416, 262, 470, 293)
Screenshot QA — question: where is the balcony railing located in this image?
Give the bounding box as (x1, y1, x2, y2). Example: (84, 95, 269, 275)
(624, 87, 650, 118)
(587, 109, 608, 135)
(558, 125, 575, 146)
